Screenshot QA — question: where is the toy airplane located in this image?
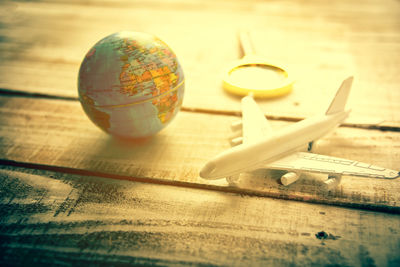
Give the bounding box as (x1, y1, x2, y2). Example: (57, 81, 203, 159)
(200, 77, 399, 187)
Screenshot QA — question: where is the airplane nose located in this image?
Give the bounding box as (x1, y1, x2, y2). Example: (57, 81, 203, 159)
(199, 161, 216, 179)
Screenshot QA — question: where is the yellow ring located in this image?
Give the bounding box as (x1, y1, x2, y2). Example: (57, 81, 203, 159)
(222, 59, 293, 98)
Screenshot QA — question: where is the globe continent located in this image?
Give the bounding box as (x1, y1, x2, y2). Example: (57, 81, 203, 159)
(78, 31, 184, 138)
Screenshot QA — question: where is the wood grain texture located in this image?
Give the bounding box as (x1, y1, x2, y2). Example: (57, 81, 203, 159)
(1, 166, 399, 266)
(0, 1, 399, 265)
(1, 96, 399, 212)
(0, 0, 400, 126)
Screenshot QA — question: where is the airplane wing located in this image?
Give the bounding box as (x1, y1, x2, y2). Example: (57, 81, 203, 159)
(264, 152, 399, 179)
(241, 95, 273, 144)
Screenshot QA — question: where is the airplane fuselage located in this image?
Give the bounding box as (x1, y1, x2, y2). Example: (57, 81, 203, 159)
(200, 110, 350, 179)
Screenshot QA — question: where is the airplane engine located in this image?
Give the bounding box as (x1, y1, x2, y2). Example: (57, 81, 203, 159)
(281, 172, 300, 186)
(226, 174, 240, 186)
(230, 137, 243, 146)
(324, 174, 342, 188)
(231, 120, 242, 131)
(229, 120, 243, 146)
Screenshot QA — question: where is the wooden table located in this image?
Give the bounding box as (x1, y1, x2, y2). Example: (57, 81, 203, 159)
(1, 0, 399, 265)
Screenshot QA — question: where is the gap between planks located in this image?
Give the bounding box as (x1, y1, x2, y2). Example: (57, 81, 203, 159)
(0, 87, 399, 132)
(0, 158, 399, 215)
(1, 165, 399, 266)
(1, 95, 399, 213)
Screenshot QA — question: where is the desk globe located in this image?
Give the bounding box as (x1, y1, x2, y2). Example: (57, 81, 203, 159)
(78, 31, 185, 139)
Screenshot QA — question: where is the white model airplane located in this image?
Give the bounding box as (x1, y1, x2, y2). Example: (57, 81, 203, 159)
(200, 77, 399, 187)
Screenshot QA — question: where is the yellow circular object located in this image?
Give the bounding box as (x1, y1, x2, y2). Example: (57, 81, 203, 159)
(222, 56, 293, 98)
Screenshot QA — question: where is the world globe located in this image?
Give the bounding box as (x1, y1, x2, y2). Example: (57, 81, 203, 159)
(78, 31, 185, 139)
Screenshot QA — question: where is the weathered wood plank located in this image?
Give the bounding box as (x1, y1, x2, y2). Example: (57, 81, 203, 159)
(1, 166, 399, 266)
(0, 96, 399, 211)
(0, 0, 399, 125)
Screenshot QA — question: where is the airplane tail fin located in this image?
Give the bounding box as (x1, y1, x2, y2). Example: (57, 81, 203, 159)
(325, 76, 353, 115)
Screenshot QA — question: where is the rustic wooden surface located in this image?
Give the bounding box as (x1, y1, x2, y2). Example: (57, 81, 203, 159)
(1, 166, 400, 266)
(1, 0, 400, 126)
(1, 95, 399, 213)
(0, 0, 400, 266)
